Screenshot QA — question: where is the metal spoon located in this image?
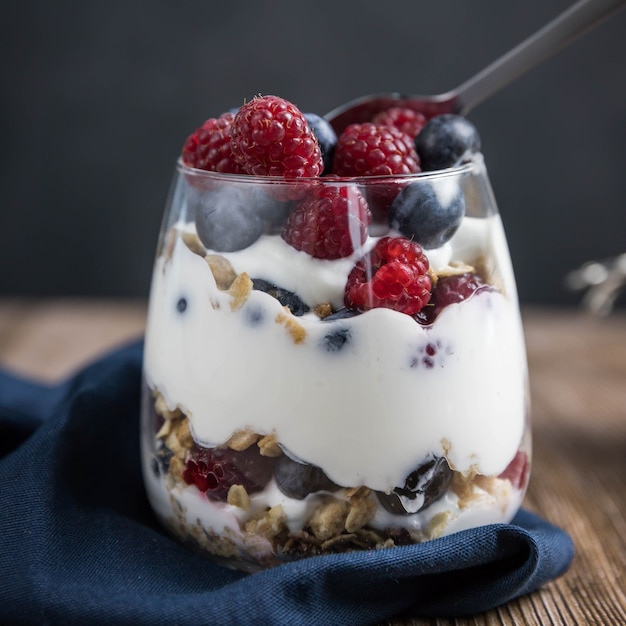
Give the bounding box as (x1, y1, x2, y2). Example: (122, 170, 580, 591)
(325, 0, 626, 132)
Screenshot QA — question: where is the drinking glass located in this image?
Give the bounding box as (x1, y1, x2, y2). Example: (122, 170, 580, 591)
(141, 159, 530, 572)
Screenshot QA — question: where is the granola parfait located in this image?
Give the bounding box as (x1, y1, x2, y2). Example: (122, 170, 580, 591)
(141, 96, 531, 571)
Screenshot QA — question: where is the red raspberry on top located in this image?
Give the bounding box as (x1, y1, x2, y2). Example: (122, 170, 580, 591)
(181, 112, 243, 174)
(372, 107, 427, 139)
(332, 123, 420, 177)
(230, 95, 324, 178)
(282, 183, 372, 259)
(345, 237, 431, 315)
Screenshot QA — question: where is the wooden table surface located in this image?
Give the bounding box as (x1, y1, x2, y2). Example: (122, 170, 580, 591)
(1, 299, 625, 625)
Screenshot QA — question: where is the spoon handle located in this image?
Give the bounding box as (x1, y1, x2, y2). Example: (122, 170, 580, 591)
(454, 0, 626, 114)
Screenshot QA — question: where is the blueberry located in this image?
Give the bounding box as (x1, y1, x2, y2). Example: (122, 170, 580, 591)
(176, 297, 188, 313)
(304, 112, 337, 174)
(389, 179, 466, 249)
(376, 456, 453, 515)
(322, 308, 361, 321)
(192, 185, 264, 252)
(245, 305, 265, 326)
(256, 196, 294, 234)
(252, 278, 310, 316)
(155, 441, 174, 473)
(274, 455, 340, 499)
(415, 114, 481, 171)
(321, 327, 351, 352)
(150, 457, 160, 477)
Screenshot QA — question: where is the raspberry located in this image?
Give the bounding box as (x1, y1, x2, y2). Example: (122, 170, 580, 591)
(332, 123, 420, 177)
(434, 272, 492, 305)
(344, 237, 431, 315)
(230, 95, 324, 178)
(182, 443, 276, 501)
(416, 272, 494, 325)
(499, 451, 530, 490)
(282, 183, 372, 259)
(372, 107, 427, 138)
(181, 112, 243, 174)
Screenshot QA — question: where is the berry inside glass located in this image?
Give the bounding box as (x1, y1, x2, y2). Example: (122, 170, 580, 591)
(141, 97, 531, 571)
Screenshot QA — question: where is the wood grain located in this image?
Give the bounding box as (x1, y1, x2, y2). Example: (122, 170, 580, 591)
(0, 298, 146, 382)
(1, 300, 624, 625)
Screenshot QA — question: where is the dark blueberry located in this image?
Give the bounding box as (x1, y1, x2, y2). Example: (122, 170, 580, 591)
(156, 441, 174, 473)
(415, 114, 481, 171)
(376, 456, 453, 515)
(150, 457, 160, 477)
(245, 305, 265, 326)
(176, 297, 188, 313)
(304, 112, 337, 174)
(255, 196, 294, 234)
(389, 180, 466, 249)
(191, 185, 265, 252)
(252, 278, 310, 316)
(322, 307, 361, 321)
(274, 455, 340, 499)
(321, 327, 351, 352)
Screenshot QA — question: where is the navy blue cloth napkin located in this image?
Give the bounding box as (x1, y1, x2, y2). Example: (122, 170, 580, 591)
(0, 340, 574, 626)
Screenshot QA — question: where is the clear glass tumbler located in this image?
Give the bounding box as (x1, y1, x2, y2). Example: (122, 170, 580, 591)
(141, 158, 531, 571)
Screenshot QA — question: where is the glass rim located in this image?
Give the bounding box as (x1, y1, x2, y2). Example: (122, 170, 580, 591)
(176, 157, 477, 185)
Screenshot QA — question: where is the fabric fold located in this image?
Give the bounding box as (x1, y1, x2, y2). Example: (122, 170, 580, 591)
(0, 341, 574, 625)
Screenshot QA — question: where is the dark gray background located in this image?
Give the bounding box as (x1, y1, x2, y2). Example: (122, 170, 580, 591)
(1, 1, 624, 306)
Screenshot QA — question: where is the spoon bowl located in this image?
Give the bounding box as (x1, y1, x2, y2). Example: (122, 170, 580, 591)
(325, 0, 625, 133)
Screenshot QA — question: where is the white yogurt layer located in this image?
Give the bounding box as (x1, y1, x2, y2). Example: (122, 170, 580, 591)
(143, 215, 527, 493)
